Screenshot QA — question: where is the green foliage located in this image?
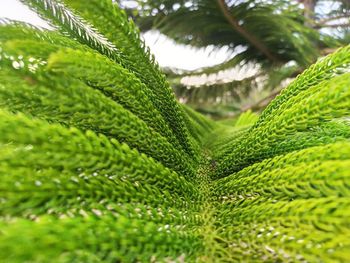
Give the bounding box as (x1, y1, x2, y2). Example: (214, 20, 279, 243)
(0, 66, 195, 177)
(234, 109, 259, 127)
(214, 47, 350, 178)
(212, 142, 350, 262)
(0, 1, 349, 262)
(59, 0, 197, 158)
(48, 48, 184, 153)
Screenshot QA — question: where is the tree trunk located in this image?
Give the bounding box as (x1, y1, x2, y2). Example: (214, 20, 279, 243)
(303, 0, 316, 26)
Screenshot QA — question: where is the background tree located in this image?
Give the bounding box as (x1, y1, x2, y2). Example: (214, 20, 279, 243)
(124, 0, 349, 117)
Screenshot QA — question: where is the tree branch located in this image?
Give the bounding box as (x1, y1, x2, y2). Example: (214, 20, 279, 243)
(320, 48, 338, 56)
(314, 22, 350, 29)
(216, 0, 281, 64)
(317, 14, 350, 25)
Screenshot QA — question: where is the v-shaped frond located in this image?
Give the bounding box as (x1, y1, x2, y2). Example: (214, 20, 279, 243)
(0, 1, 350, 262)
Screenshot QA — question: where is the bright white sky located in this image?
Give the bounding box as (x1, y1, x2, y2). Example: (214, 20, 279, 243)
(0, 0, 231, 70)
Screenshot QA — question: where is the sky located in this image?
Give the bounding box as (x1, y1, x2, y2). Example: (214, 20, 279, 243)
(0, 0, 231, 70)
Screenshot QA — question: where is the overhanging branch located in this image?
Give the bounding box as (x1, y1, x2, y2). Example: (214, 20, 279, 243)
(216, 0, 281, 64)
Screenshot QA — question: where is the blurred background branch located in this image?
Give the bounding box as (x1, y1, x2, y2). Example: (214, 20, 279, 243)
(119, 0, 349, 118)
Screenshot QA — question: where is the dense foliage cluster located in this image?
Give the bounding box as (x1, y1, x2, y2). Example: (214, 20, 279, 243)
(0, 0, 349, 262)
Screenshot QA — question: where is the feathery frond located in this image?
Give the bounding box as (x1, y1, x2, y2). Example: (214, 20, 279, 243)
(0, 0, 349, 262)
